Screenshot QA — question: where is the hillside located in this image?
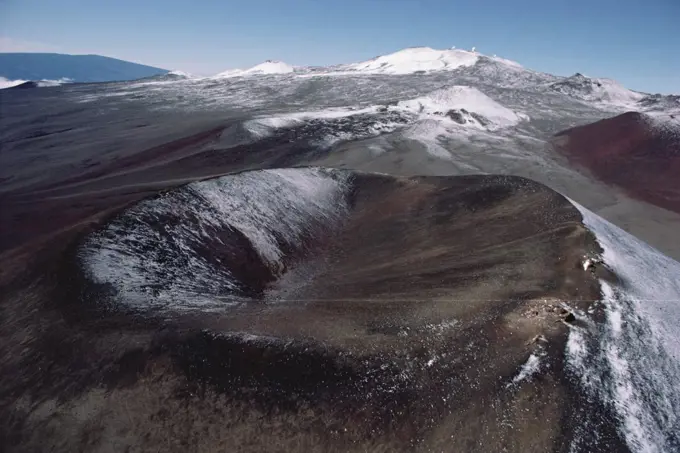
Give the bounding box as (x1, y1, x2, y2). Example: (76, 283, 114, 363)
(553, 112, 680, 213)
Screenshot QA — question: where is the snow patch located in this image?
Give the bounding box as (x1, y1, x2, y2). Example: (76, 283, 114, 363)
(36, 78, 72, 87)
(396, 85, 524, 129)
(215, 60, 295, 78)
(0, 76, 27, 89)
(509, 351, 544, 386)
(167, 70, 193, 78)
(0, 77, 70, 89)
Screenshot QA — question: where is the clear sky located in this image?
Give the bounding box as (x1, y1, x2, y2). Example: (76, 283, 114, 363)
(1, 0, 678, 93)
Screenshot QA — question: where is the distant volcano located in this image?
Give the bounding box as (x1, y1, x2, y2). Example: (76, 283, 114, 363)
(0, 52, 168, 83)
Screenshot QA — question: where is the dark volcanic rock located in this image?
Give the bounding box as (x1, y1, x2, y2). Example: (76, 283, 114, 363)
(470, 111, 490, 126)
(445, 109, 489, 127)
(446, 109, 466, 124)
(553, 112, 680, 214)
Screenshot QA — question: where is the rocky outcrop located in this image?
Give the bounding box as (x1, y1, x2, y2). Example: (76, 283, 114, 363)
(445, 108, 490, 126)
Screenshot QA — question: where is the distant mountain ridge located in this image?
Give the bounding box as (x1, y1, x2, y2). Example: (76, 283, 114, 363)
(0, 53, 168, 83)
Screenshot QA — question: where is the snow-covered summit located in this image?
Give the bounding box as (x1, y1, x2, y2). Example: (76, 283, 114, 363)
(343, 46, 480, 75)
(215, 60, 295, 78)
(211, 46, 527, 80)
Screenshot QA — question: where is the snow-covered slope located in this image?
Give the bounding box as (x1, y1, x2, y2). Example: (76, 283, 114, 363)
(568, 201, 680, 453)
(343, 46, 480, 75)
(0, 77, 28, 89)
(80, 168, 352, 310)
(396, 85, 526, 129)
(215, 60, 295, 78)
(547, 73, 645, 109)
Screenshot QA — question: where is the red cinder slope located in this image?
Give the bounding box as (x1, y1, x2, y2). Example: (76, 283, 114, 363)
(554, 111, 680, 213)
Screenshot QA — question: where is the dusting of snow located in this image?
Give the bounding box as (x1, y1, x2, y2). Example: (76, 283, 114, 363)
(36, 78, 72, 87)
(423, 319, 459, 334)
(79, 168, 352, 312)
(641, 112, 680, 140)
(548, 74, 645, 111)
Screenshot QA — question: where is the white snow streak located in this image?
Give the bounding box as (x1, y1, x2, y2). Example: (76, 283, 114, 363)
(566, 200, 680, 453)
(80, 168, 352, 311)
(509, 352, 544, 386)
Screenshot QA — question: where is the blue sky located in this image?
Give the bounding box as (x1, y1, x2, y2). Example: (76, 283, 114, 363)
(1, 0, 678, 93)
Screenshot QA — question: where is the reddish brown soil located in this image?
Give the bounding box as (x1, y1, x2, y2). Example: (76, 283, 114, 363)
(553, 112, 680, 214)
